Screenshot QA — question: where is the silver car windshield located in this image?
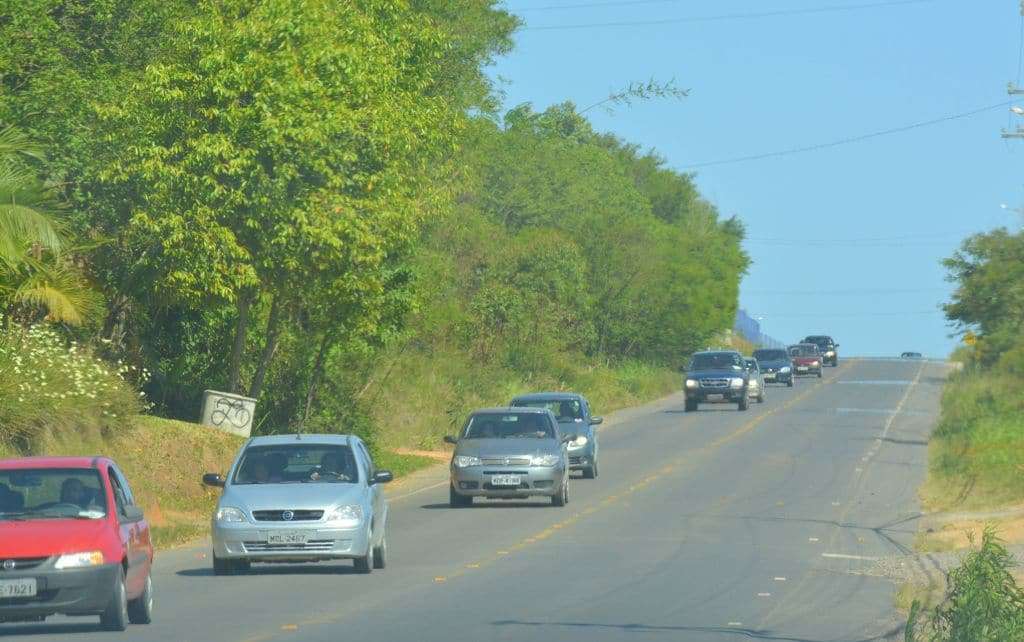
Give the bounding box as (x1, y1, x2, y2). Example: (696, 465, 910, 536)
(464, 413, 555, 439)
(514, 400, 582, 422)
(233, 444, 359, 485)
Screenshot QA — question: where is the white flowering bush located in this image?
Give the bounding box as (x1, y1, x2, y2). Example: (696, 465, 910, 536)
(0, 323, 147, 452)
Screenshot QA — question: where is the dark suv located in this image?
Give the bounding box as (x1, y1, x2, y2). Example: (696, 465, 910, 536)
(683, 351, 751, 412)
(803, 335, 838, 367)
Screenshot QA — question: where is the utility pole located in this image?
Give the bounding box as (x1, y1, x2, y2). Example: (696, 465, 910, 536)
(1004, 2, 1024, 138)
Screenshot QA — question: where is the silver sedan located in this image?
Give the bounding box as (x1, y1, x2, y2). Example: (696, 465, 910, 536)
(445, 408, 572, 507)
(202, 434, 392, 575)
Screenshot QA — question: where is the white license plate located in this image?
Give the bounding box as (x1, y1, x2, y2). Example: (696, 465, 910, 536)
(797, 366, 808, 371)
(490, 475, 521, 486)
(268, 531, 308, 545)
(0, 578, 36, 598)
(705, 394, 724, 401)
(764, 374, 775, 380)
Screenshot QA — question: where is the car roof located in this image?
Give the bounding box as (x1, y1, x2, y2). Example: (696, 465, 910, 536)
(471, 407, 552, 415)
(0, 456, 107, 470)
(789, 342, 818, 347)
(804, 335, 833, 341)
(692, 350, 742, 356)
(244, 434, 353, 447)
(511, 392, 584, 402)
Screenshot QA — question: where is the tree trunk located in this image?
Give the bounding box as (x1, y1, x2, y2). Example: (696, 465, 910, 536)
(248, 294, 283, 400)
(301, 333, 332, 428)
(227, 292, 252, 394)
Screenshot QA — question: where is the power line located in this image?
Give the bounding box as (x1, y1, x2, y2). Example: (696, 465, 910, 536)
(683, 100, 1011, 170)
(752, 310, 943, 318)
(746, 232, 963, 243)
(746, 287, 948, 296)
(521, 0, 934, 31)
(517, 0, 681, 12)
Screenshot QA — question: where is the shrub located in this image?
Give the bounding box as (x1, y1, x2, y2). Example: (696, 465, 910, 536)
(0, 323, 146, 453)
(906, 528, 1024, 641)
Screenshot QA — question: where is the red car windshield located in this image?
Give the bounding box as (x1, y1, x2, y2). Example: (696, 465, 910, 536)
(0, 468, 107, 520)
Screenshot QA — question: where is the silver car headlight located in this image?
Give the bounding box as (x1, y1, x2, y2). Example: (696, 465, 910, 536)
(812, 360, 820, 367)
(825, 351, 835, 357)
(729, 378, 744, 388)
(780, 366, 791, 373)
(531, 454, 561, 467)
(685, 379, 698, 389)
(325, 504, 363, 528)
(567, 436, 588, 450)
(215, 506, 246, 523)
(454, 455, 482, 468)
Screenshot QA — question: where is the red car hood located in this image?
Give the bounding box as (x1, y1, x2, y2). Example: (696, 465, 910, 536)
(793, 356, 820, 365)
(0, 518, 111, 557)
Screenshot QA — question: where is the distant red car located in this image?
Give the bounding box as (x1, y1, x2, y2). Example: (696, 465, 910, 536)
(788, 343, 823, 378)
(0, 457, 154, 631)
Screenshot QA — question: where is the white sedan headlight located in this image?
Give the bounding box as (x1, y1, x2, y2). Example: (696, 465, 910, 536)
(531, 454, 561, 467)
(825, 351, 835, 357)
(729, 378, 744, 388)
(325, 504, 363, 528)
(54, 551, 104, 569)
(215, 506, 246, 523)
(567, 436, 588, 450)
(453, 455, 482, 468)
(685, 379, 698, 389)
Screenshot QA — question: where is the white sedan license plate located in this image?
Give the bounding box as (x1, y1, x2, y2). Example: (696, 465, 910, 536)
(0, 578, 37, 598)
(490, 475, 521, 486)
(705, 393, 723, 401)
(268, 531, 308, 545)
(797, 366, 808, 371)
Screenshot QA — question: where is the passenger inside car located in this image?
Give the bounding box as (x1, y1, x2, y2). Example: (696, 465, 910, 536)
(0, 482, 24, 511)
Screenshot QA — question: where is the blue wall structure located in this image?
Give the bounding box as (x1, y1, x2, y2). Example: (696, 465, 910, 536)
(734, 309, 785, 348)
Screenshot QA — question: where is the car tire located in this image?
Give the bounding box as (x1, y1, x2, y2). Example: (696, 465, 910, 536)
(758, 392, 765, 403)
(354, 540, 373, 574)
(684, 398, 698, 412)
(817, 369, 822, 378)
(449, 484, 472, 508)
(100, 566, 129, 631)
(551, 480, 568, 507)
(787, 378, 794, 388)
(738, 395, 749, 411)
(372, 535, 387, 570)
(127, 572, 153, 625)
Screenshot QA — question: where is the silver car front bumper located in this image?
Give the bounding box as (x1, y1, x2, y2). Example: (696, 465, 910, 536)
(451, 465, 567, 498)
(212, 521, 371, 561)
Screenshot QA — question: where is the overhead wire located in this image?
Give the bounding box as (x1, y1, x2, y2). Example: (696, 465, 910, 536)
(520, 0, 935, 31)
(516, 0, 681, 12)
(682, 101, 1011, 170)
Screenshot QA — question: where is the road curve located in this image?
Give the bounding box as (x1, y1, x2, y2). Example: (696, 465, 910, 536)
(1, 358, 946, 641)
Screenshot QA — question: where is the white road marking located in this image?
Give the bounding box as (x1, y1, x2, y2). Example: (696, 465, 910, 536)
(387, 480, 449, 502)
(773, 577, 786, 581)
(836, 380, 912, 385)
(835, 407, 930, 416)
(808, 537, 819, 542)
(821, 553, 879, 561)
(831, 501, 840, 506)
(727, 622, 743, 626)
(757, 592, 771, 597)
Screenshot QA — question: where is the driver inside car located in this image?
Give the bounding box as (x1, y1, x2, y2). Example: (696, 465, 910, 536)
(59, 477, 95, 509)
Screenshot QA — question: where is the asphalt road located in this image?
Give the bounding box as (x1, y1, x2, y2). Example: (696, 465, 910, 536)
(1, 358, 947, 641)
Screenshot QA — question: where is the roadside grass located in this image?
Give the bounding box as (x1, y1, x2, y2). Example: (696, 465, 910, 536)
(366, 343, 678, 449)
(920, 370, 1024, 513)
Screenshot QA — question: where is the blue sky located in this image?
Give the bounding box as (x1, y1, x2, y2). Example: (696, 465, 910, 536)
(491, 0, 1023, 357)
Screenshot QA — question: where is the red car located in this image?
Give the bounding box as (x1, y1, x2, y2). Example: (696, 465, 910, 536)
(788, 343, 823, 378)
(0, 457, 154, 631)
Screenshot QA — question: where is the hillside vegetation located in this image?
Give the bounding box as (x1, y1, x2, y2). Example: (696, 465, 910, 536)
(0, 1, 746, 480)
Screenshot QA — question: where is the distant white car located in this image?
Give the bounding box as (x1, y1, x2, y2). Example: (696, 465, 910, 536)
(744, 358, 766, 403)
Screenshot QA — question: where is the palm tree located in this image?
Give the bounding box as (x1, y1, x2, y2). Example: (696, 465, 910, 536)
(0, 126, 98, 325)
